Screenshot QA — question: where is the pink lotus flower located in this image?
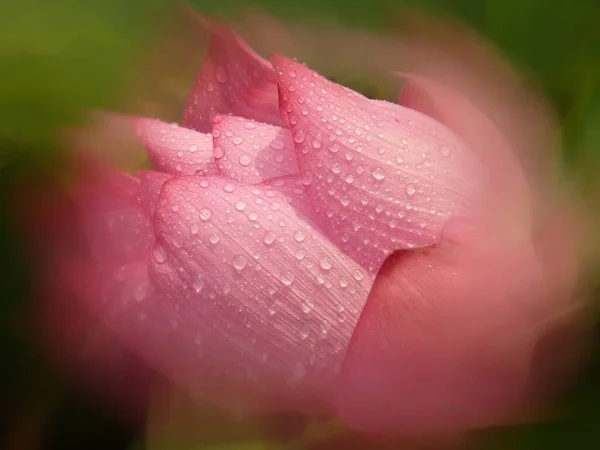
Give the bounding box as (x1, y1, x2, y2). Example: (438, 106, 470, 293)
(38, 15, 588, 437)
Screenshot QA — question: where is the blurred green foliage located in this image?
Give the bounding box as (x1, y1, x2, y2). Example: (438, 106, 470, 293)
(1, 0, 600, 449)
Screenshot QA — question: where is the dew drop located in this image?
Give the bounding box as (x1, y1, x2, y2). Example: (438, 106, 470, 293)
(319, 258, 332, 270)
(372, 168, 386, 180)
(319, 322, 331, 339)
(406, 184, 416, 196)
(239, 155, 252, 166)
(233, 254, 248, 271)
(280, 271, 295, 286)
(216, 67, 228, 83)
(294, 231, 306, 242)
(214, 146, 224, 158)
(223, 183, 235, 193)
(263, 231, 276, 245)
(235, 201, 247, 211)
(233, 136, 244, 145)
(192, 276, 205, 293)
(299, 326, 309, 339)
(293, 129, 306, 143)
(153, 246, 168, 264)
(271, 139, 284, 150)
(199, 208, 212, 220)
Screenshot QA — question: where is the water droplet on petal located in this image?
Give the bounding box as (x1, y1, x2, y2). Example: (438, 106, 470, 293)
(372, 168, 386, 180)
(319, 258, 332, 270)
(216, 67, 228, 83)
(235, 201, 247, 211)
(264, 231, 276, 245)
(199, 208, 212, 220)
(271, 139, 284, 150)
(294, 231, 305, 242)
(192, 276, 205, 293)
(352, 270, 364, 281)
(406, 184, 416, 195)
(239, 155, 252, 166)
(233, 136, 244, 145)
(153, 245, 168, 264)
(319, 322, 331, 339)
(293, 129, 306, 143)
(280, 271, 295, 286)
(233, 254, 248, 271)
(299, 327, 309, 339)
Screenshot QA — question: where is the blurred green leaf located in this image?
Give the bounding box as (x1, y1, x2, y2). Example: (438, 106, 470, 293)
(0, 0, 166, 156)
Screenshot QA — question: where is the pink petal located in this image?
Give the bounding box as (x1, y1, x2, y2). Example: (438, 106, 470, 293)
(212, 115, 299, 183)
(139, 170, 173, 218)
(183, 22, 283, 132)
(70, 260, 216, 408)
(271, 55, 481, 272)
(134, 118, 217, 176)
(76, 167, 154, 263)
(336, 217, 585, 435)
(150, 176, 373, 411)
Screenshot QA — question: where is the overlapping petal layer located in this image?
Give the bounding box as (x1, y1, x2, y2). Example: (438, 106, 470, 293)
(183, 22, 283, 132)
(149, 176, 373, 409)
(212, 115, 299, 183)
(135, 118, 217, 176)
(271, 55, 482, 272)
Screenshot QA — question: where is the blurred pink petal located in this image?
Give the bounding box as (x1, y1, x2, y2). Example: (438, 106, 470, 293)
(335, 217, 564, 435)
(76, 166, 154, 262)
(396, 74, 532, 231)
(183, 20, 283, 132)
(134, 118, 217, 176)
(272, 55, 481, 272)
(139, 170, 173, 217)
(149, 176, 373, 411)
(212, 114, 299, 183)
